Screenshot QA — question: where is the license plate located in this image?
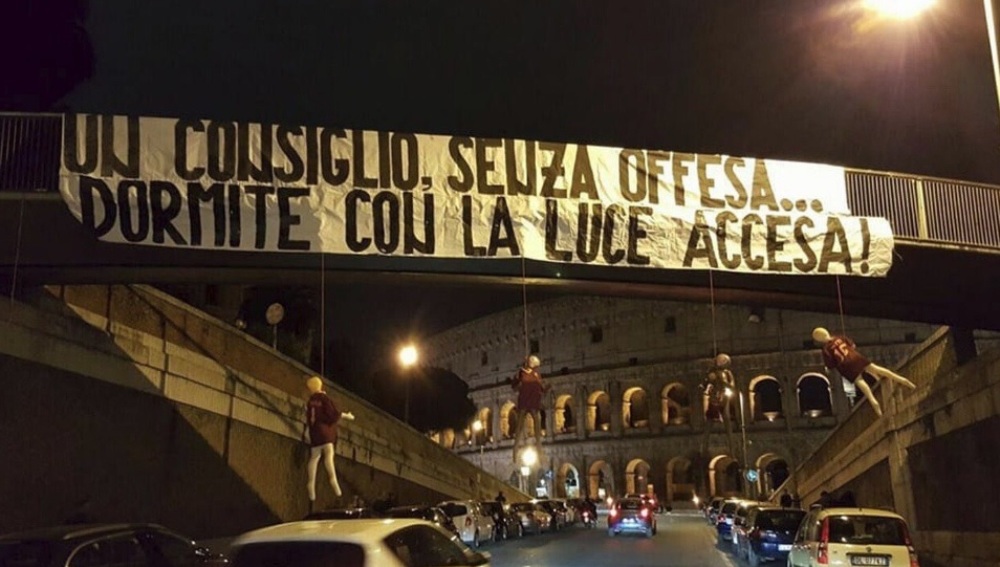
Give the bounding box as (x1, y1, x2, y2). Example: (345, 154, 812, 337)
(850, 555, 889, 566)
(778, 544, 791, 551)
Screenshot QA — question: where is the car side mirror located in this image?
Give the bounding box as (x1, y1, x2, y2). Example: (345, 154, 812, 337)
(469, 551, 491, 566)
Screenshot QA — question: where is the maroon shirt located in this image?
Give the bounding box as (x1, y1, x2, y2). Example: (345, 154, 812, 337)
(821, 335, 871, 381)
(514, 367, 546, 411)
(306, 392, 342, 447)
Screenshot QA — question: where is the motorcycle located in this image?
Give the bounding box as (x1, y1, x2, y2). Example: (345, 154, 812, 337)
(581, 509, 596, 529)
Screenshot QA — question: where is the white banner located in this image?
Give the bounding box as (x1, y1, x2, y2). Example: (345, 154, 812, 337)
(58, 114, 894, 276)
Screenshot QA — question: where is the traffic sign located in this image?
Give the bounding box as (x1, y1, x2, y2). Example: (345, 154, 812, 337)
(745, 468, 759, 482)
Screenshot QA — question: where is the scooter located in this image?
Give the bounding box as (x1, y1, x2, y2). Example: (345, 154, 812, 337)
(581, 510, 596, 529)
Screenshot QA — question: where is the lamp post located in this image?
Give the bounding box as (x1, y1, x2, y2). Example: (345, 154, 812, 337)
(471, 419, 484, 455)
(399, 344, 418, 425)
(725, 387, 750, 498)
(520, 447, 538, 495)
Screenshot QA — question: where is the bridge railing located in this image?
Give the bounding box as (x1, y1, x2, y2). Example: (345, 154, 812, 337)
(2, 112, 998, 251)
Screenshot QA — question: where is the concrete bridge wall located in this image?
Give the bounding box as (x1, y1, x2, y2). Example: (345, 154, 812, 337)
(775, 327, 1000, 567)
(0, 285, 520, 538)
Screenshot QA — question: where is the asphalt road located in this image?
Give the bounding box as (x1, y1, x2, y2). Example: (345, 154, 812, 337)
(486, 510, 740, 567)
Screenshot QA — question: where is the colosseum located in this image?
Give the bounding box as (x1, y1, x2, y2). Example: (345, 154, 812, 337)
(424, 296, 937, 505)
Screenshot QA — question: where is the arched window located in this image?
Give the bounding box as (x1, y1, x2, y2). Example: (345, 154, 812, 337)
(661, 383, 691, 425)
(797, 374, 832, 417)
(475, 407, 491, 444)
(499, 402, 516, 439)
(750, 376, 784, 422)
(441, 428, 456, 450)
(756, 453, 791, 498)
(588, 391, 611, 432)
(589, 460, 615, 498)
(557, 463, 581, 498)
(555, 394, 576, 434)
(708, 454, 742, 497)
(625, 459, 652, 495)
(666, 456, 694, 502)
(622, 387, 650, 429)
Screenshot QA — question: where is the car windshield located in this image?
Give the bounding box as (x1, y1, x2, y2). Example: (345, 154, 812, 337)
(757, 510, 806, 530)
(385, 508, 429, 520)
(511, 503, 533, 512)
(827, 515, 908, 545)
(479, 503, 501, 515)
(439, 503, 468, 517)
(233, 542, 364, 567)
(721, 502, 739, 514)
(618, 499, 643, 510)
(0, 541, 52, 567)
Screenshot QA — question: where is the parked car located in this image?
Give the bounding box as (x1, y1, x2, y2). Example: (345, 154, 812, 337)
(607, 497, 657, 537)
(0, 523, 228, 567)
(438, 500, 495, 548)
(509, 502, 551, 535)
(787, 507, 919, 567)
(304, 507, 378, 520)
(731, 500, 761, 547)
(715, 499, 743, 545)
(383, 506, 460, 539)
(707, 497, 726, 525)
(479, 502, 523, 540)
(230, 519, 490, 567)
(736, 506, 806, 566)
(533, 500, 568, 531)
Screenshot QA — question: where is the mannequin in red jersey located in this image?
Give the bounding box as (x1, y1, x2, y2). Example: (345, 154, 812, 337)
(812, 327, 916, 417)
(511, 354, 549, 463)
(304, 375, 355, 502)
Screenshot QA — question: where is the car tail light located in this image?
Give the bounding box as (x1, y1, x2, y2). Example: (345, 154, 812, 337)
(818, 518, 830, 565)
(640, 508, 649, 519)
(609, 508, 618, 518)
(903, 524, 920, 567)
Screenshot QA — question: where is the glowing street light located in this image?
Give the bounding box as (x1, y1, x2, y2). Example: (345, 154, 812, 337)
(864, 0, 936, 20)
(398, 344, 419, 425)
(471, 419, 483, 432)
(521, 446, 538, 467)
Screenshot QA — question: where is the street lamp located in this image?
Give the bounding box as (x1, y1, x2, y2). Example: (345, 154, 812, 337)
(399, 344, 418, 424)
(864, 0, 1000, 143)
(725, 387, 751, 498)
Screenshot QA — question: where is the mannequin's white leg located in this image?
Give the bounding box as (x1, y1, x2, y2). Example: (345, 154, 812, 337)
(307, 445, 322, 501)
(854, 378, 882, 417)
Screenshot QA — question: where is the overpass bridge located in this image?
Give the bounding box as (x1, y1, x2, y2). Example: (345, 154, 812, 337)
(1, 113, 1000, 330)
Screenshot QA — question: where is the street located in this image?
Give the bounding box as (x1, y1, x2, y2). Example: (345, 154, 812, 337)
(486, 510, 739, 567)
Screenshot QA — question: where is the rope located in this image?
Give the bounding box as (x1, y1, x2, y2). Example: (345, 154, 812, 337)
(709, 269, 718, 357)
(521, 255, 529, 357)
(320, 250, 326, 377)
(835, 275, 847, 336)
(7, 194, 26, 321)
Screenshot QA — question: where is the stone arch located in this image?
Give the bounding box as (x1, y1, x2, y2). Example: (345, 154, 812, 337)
(749, 375, 784, 422)
(625, 458, 652, 495)
(756, 453, 791, 498)
(666, 456, 694, 503)
(554, 394, 577, 435)
(441, 428, 456, 450)
(661, 382, 692, 425)
(588, 459, 615, 499)
(622, 386, 650, 429)
(499, 401, 516, 439)
(708, 454, 742, 497)
(797, 373, 833, 417)
(556, 462, 581, 498)
(478, 408, 491, 443)
(587, 390, 612, 432)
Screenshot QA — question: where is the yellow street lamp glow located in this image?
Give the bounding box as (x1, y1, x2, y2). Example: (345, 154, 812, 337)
(399, 345, 418, 367)
(864, 0, 936, 19)
(521, 447, 538, 467)
(724, 387, 734, 398)
(693, 495, 700, 506)
(471, 420, 483, 432)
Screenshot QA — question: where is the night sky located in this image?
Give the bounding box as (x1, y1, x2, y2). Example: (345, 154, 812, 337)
(6, 0, 1000, 368)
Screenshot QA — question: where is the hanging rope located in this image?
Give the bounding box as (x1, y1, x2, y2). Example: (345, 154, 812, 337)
(520, 255, 529, 357)
(320, 251, 326, 378)
(7, 195, 26, 321)
(708, 269, 718, 357)
(835, 275, 847, 336)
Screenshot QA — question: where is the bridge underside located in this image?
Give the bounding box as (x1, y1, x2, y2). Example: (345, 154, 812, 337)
(2, 196, 999, 330)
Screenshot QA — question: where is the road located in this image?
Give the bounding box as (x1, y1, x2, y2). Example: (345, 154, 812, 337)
(486, 510, 740, 567)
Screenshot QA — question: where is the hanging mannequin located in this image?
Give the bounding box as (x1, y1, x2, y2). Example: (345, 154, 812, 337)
(304, 376, 355, 502)
(812, 327, 916, 417)
(511, 355, 548, 463)
(702, 353, 736, 421)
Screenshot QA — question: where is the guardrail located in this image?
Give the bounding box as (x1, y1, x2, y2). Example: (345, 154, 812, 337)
(2, 113, 998, 251)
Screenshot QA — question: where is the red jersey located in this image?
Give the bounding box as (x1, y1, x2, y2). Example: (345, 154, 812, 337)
(306, 392, 342, 447)
(514, 367, 546, 412)
(821, 335, 871, 380)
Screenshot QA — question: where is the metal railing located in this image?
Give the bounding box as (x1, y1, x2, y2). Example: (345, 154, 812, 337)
(2, 112, 999, 251)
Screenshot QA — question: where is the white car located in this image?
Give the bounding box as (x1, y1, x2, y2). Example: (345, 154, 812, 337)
(787, 507, 919, 566)
(438, 500, 495, 548)
(229, 519, 490, 567)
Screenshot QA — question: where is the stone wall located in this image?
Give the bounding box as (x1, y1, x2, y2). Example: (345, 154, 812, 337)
(773, 328, 1000, 567)
(0, 285, 521, 539)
